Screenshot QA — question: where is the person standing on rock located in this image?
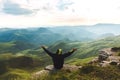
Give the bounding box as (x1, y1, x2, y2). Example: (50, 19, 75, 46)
(41, 46, 77, 69)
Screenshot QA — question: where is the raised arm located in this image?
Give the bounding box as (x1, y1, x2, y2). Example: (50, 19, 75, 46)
(63, 48, 77, 58)
(41, 46, 53, 57)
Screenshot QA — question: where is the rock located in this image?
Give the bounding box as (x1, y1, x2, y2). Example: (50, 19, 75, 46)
(32, 64, 82, 80)
(31, 70, 49, 80)
(108, 56, 120, 65)
(98, 52, 109, 61)
(108, 56, 120, 61)
(89, 47, 120, 67)
(98, 48, 113, 61)
(99, 61, 110, 67)
(111, 47, 120, 52)
(44, 65, 54, 71)
(44, 64, 82, 72)
(62, 64, 82, 72)
(97, 48, 120, 66)
(110, 61, 118, 65)
(88, 57, 98, 64)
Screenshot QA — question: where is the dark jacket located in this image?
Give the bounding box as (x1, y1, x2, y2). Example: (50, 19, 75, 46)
(42, 47, 75, 69)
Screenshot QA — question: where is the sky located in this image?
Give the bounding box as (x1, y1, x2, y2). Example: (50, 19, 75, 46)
(0, 0, 120, 28)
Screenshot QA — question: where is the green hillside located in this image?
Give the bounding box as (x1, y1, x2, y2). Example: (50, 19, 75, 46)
(0, 28, 68, 46)
(36, 65, 120, 80)
(0, 41, 35, 54)
(1, 35, 120, 64)
(10, 35, 120, 66)
(1, 35, 120, 80)
(40, 35, 120, 66)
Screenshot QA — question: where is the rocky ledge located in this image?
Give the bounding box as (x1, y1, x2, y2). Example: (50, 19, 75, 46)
(89, 47, 120, 67)
(32, 64, 82, 79)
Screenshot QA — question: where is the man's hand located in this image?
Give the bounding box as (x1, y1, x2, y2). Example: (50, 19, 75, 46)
(72, 48, 77, 52)
(41, 45, 46, 48)
(69, 48, 77, 53)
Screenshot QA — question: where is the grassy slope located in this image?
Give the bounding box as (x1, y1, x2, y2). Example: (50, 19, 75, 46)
(43, 65, 120, 80)
(1, 36, 120, 80)
(41, 35, 120, 66)
(0, 41, 35, 54)
(49, 36, 120, 59)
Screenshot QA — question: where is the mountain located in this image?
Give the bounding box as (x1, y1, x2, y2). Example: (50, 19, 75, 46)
(1, 34, 120, 63)
(0, 41, 35, 54)
(0, 24, 120, 57)
(1, 35, 120, 80)
(46, 35, 120, 60)
(16, 35, 120, 64)
(85, 23, 120, 35)
(48, 24, 120, 41)
(48, 26, 97, 41)
(1, 24, 120, 80)
(0, 27, 99, 46)
(0, 26, 118, 59)
(98, 33, 115, 39)
(0, 29, 120, 80)
(0, 28, 66, 46)
(1, 23, 119, 45)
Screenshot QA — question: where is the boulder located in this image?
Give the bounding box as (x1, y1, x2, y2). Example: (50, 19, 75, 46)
(98, 52, 109, 61)
(110, 61, 118, 65)
(108, 56, 120, 62)
(111, 47, 120, 52)
(98, 48, 112, 61)
(62, 64, 82, 72)
(44, 64, 82, 72)
(99, 61, 110, 67)
(31, 70, 49, 80)
(32, 64, 82, 80)
(44, 65, 54, 71)
(89, 48, 120, 67)
(88, 57, 98, 64)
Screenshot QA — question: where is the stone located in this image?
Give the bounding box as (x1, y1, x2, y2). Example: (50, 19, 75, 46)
(99, 61, 110, 67)
(31, 64, 82, 80)
(108, 56, 120, 62)
(31, 70, 49, 80)
(62, 64, 82, 72)
(98, 48, 113, 61)
(111, 47, 120, 52)
(44, 64, 82, 72)
(110, 61, 118, 65)
(88, 57, 98, 64)
(89, 48, 120, 67)
(44, 64, 81, 71)
(98, 52, 109, 61)
(44, 65, 54, 71)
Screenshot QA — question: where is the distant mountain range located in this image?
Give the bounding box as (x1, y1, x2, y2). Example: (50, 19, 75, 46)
(0, 28, 66, 46)
(48, 27, 96, 41)
(0, 23, 120, 46)
(0, 27, 95, 46)
(85, 23, 120, 35)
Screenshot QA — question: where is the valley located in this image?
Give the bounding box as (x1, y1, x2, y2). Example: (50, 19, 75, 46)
(0, 24, 120, 80)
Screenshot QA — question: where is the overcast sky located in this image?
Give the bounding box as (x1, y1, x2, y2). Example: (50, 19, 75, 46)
(0, 0, 120, 28)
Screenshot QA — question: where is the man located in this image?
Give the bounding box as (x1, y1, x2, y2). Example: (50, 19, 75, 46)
(41, 46, 77, 69)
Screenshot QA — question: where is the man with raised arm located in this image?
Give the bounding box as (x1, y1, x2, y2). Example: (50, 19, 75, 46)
(41, 46, 77, 69)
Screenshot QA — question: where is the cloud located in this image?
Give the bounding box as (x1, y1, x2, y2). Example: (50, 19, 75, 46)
(0, 0, 120, 28)
(57, 0, 74, 11)
(26, 0, 30, 3)
(2, 0, 33, 15)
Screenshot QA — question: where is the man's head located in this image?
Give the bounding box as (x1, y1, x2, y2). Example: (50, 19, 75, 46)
(56, 49, 62, 55)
